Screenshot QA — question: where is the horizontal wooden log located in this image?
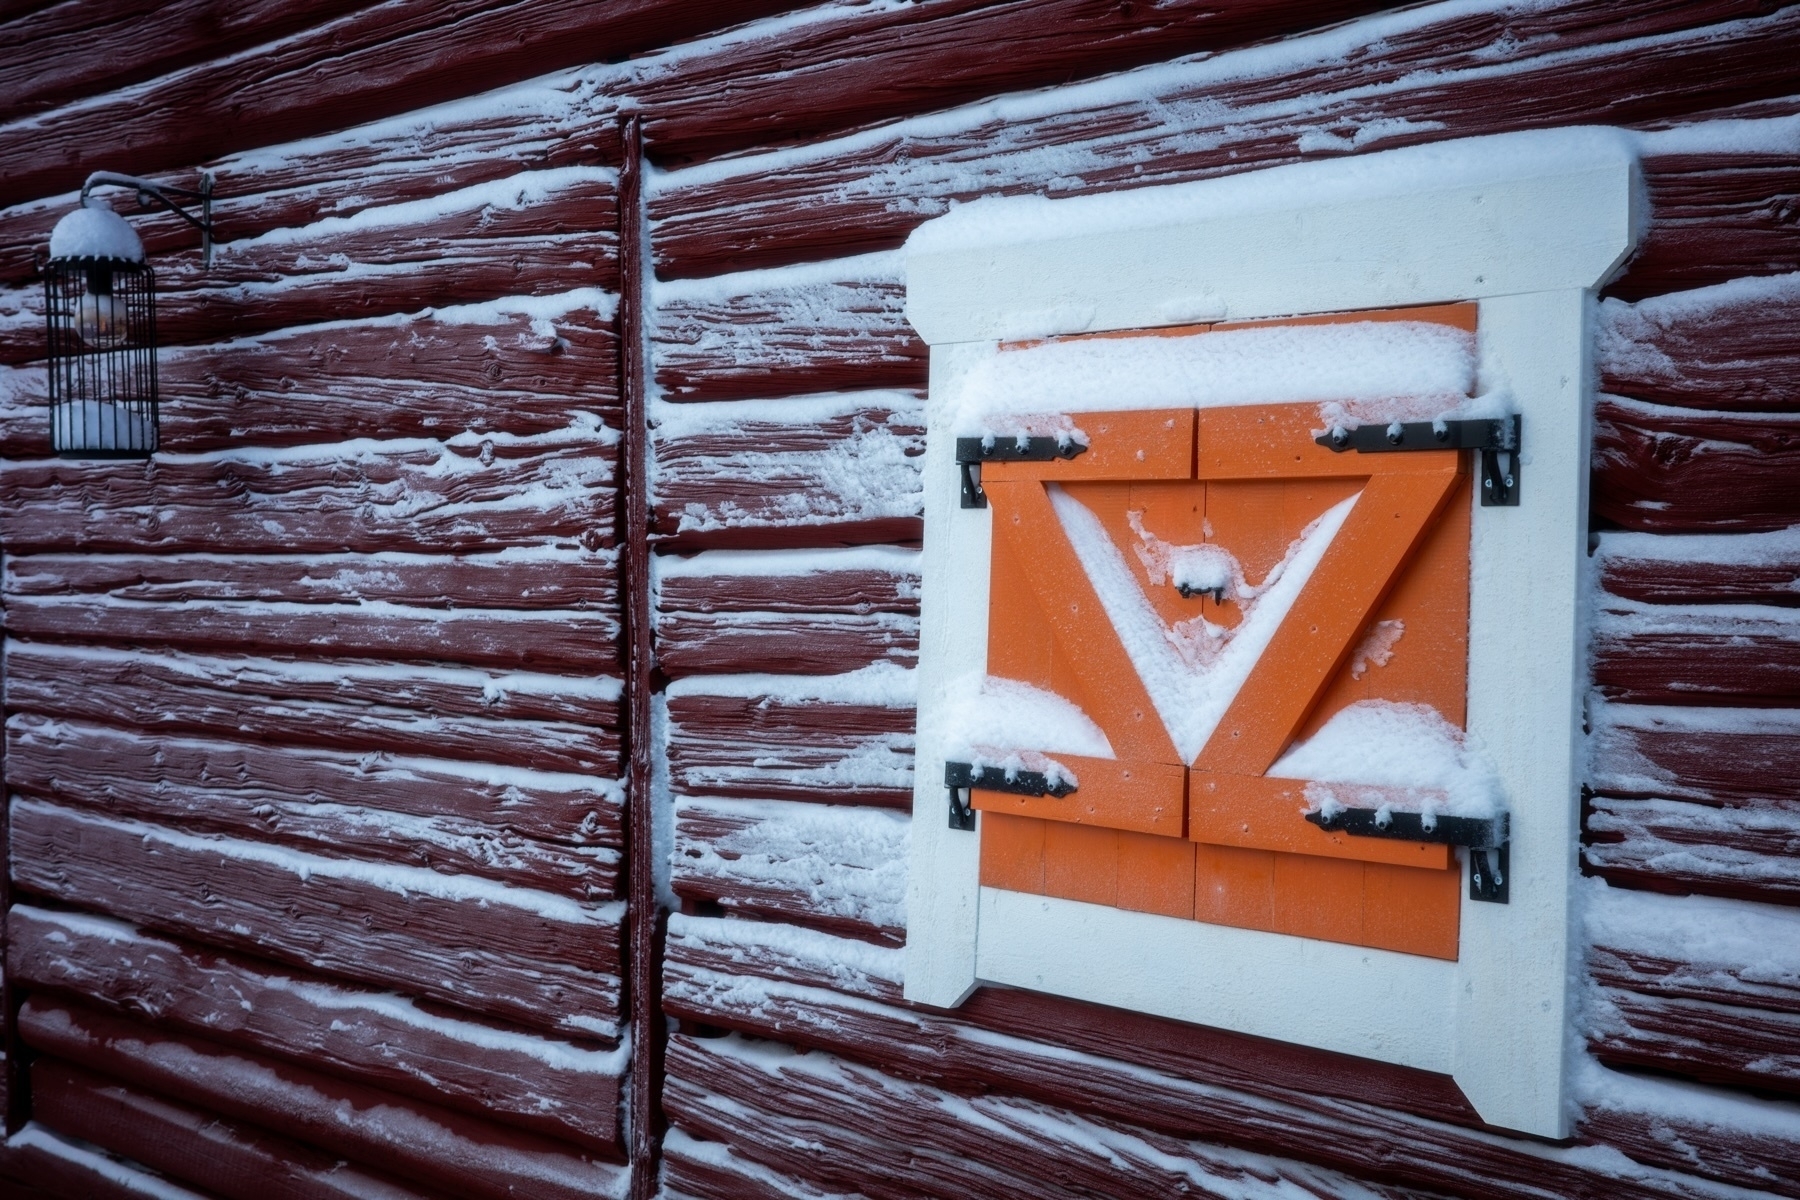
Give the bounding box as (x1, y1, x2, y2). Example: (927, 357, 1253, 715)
(665, 688, 914, 806)
(1593, 396, 1800, 534)
(1588, 988, 1800, 1098)
(5, 644, 622, 776)
(0, 1122, 210, 1200)
(0, 0, 371, 126)
(5, 594, 619, 672)
(1585, 794, 1800, 905)
(33, 1057, 430, 1200)
(6, 548, 618, 611)
(1584, 884, 1800, 1016)
(10, 800, 622, 1040)
(671, 798, 907, 942)
(655, 545, 918, 616)
(660, 1127, 853, 1200)
(1618, 152, 1800, 302)
(652, 392, 921, 549)
(651, 256, 922, 402)
(666, 1035, 1446, 1200)
(4, 713, 620, 848)
(19, 999, 631, 1200)
(649, 1, 1800, 279)
(0, 430, 619, 555)
(1591, 599, 1800, 706)
(1595, 529, 1800, 606)
(665, 914, 1481, 1127)
(0, 0, 793, 210)
(1598, 273, 1800, 411)
(658, 610, 916, 679)
(9, 905, 623, 1153)
(1589, 701, 1800, 806)
(636, 0, 1395, 167)
(1579, 1067, 1800, 1200)
(6, 719, 618, 899)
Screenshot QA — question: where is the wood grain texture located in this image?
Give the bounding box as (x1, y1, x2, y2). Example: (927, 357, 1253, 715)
(1591, 599, 1800, 706)
(657, 609, 916, 678)
(4, 644, 622, 776)
(0, 0, 797, 210)
(10, 800, 622, 1040)
(1596, 530, 1800, 606)
(1585, 793, 1800, 905)
(32, 1057, 431, 1200)
(653, 396, 921, 548)
(1599, 274, 1800, 411)
(651, 268, 922, 402)
(19, 998, 631, 1199)
(1588, 988, 1800, 1097)
(1589, 702, 1800, 806)
(661, 1128, 861, 1200)
(656, 556, 917, 617)
(665, 692, 913, 806)
(9, 905, 622, 1153)
(0, 433, 619, 555)
(671, 799, 907, 943)
(1593, 397, 1800, 534)
(1619, 156, 1800, 301)
(1581, 1096, 1800, 1200)
(0, 1123, 211, 1200)
(648, 1, 1800, 279)
(6, 718, 619, 900)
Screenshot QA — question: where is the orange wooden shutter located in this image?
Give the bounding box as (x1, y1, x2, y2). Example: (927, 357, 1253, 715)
(974, 308, 1474, 959)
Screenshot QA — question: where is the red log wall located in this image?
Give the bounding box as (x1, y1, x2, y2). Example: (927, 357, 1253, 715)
(0, 0, 1795, 1196)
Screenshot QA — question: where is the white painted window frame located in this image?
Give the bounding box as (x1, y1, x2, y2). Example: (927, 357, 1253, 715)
(901, 130, 1641, 1138)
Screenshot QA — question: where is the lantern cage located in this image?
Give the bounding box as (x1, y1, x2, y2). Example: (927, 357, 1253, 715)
(43, 255, 159, 458)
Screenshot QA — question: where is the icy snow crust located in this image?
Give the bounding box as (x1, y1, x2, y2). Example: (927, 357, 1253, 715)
(48, 200, 145, 262)
(947, 319, 1479, 439)
(934, 674, 1114, 791)
(1271, 700, 1505, 820)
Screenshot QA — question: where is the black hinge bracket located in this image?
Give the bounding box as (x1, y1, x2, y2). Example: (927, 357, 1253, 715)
(954, 437, 1087, 509)
(1304, 808, 1510, 903)
(1315, 415, 1521, 507)
(944, 760, 1075, 830)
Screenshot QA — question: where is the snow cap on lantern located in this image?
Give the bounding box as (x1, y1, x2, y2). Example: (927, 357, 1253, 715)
(48, 199, 146, 263)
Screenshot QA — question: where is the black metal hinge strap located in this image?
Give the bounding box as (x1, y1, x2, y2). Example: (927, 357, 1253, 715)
(1304, 807, 1510, 903)
(1315, 414, 1521, 507)
(944, 760, 1076, 830)
(954, 436, 1088, 509)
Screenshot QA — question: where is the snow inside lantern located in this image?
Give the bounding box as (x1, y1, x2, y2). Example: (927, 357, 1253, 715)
(43, 200, 159, 457)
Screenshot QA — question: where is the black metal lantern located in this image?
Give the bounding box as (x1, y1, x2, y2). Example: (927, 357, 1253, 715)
(43, 172, 213, 459)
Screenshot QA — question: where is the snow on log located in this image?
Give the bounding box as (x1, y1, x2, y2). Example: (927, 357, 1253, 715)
(33, 1057, 433, 1200)
(1598, 273, 1800, 411)
(651, 253, 922, 403)
(664, 914, 1480, 1125)
(1590, 599, 1800, 706)
(19, 999, 631, 1199)
(6, 548, 619, 612)
(6, 718, 619, 900)
(651, 391, 922, 549)
(9, 906, 623, 1153)
(1585, 794, 1800, 906)
(631, 0, 1394, 167)
(656, 546, 921, 679)
(648, 1, 1800, 279)
(10, 800, 623, 1040)
(1584, 885, 1800, 1095)
(1622, 151, 1800, 301)
(4, 713, 620, 848)
(0, 0, 788, 209)
(1592, 396, 1800, 534)
(0, 1122, 209, 1200)
(1589, 701, 1800, 807)
(4, 644, 622, 776)
(661, 1127, 860, 1200)
(0, 429, 620, 555)
(671, 798, 908, 942)
(663, 669, 915, 806)
(1595, 529, 1800, 606)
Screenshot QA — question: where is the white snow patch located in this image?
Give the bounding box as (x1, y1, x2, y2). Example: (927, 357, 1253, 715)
(664, 661, 916, 707)
(932, 675, 1114, 790)
(1270, 700, 1505, 819)
(49, 200, 145, 261)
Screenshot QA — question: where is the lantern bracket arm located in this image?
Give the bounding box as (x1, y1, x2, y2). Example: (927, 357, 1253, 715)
(80, 171, 215, 267)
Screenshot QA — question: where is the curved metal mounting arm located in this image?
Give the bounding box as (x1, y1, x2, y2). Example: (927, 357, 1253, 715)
(82, 171, 216, 268)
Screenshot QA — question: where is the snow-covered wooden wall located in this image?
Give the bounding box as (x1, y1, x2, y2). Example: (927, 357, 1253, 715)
(0, 0, 1796, 1197)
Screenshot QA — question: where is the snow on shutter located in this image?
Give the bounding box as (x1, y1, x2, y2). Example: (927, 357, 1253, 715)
(968, 308, 1475, 959)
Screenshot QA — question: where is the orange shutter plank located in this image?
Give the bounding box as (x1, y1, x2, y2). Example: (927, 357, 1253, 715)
(1194, 464, 1463, 777)
(1187, 772, 1451, 869)
(979, 812, 1047, 895)
(981, 409, 1194, 482)
(1116, 831, 1197, 918)
(1270, 855, 1368, 946)
(1194, 843, 1275, 930)
(971, 754, 1186, 837)
(987, 480, 1179, 765)
(1043, 821, 1120, 908)
(1197, 405, 1462, 481)
(1363, 862, 1462, 961)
